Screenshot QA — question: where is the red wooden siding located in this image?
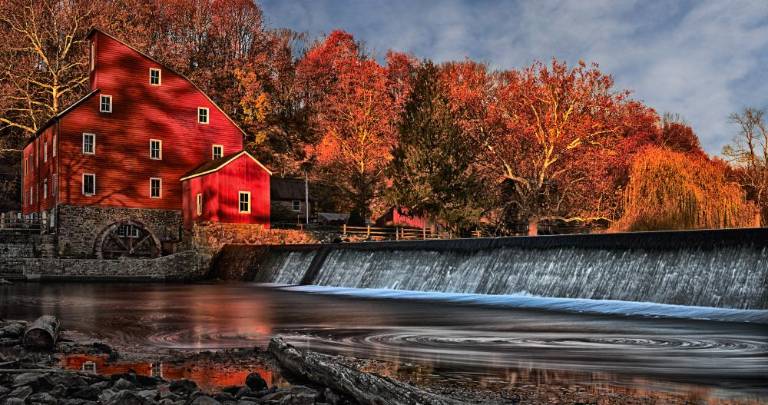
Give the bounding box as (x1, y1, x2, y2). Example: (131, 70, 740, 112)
(182, 153, 270, 228)
(23, 29, 244, 215)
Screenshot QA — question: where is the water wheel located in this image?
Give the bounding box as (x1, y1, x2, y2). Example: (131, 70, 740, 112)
(97, 221, 160, 259)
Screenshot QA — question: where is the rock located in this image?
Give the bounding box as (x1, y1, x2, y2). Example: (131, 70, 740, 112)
(90, 380, 112, 390)
(236, 401, 258, 405)
(137, 389, 159, 401)
(72, 385, 101, 400)
(234, 387, 252, 399)
(113, 378, 134, 390)
(322, 388, 344, 405)
(49, 384, 68, 397)
(12, 372, 43, 387)
(106, 390, 151, 405)
(51, 373, 88, 388)
(168, 379, 197, 394)
(4, 398, 25, 405)
(98, 389, 118, 403)
(190, 396, 222, 405)
(214, 392, 235, 402)
(28, 392, 58, 404)
(0, 386, 10, 397)
(260, 386, 317, 405)
(8, 385, 34, 401)
(244, 372, 267, 391)
(1, 322, 25, 338)
(221, 386, 241, 396)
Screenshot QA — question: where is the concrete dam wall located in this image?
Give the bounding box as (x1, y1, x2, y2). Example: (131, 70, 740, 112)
(214, 228, 768, 310)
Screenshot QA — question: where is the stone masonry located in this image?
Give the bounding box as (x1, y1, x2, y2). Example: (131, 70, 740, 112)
(56, 204, 183, 258)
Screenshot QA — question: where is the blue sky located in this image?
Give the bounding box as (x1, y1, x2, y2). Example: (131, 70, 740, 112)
(259, 0, 768, 155)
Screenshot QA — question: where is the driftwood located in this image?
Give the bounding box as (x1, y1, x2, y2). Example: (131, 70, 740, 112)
(268, 337, 460, 405)
(23, 315, 60, 350)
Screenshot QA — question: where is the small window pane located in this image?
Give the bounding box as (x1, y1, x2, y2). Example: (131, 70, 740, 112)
(196, 193, 203, 216)
(83, 174, 95, 195)
(100, 95, 111, 113)
(292, 200, 301, 211)
(239, 192, 250, 213)
(212, 145, 223, 159)
(150, 68, 161, 85)
(198, 108, 208, 124)
(150, 178, 161, 198)
(83, 134, 95, 154)
(150, 140, 162, 160)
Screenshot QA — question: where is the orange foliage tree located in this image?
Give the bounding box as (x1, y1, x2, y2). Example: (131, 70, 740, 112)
(618, 147, 759, 231)
(296, 31, 413, 223)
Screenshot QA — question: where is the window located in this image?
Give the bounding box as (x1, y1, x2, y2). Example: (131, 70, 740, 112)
(82, 173, 96, 196)
(150, 139, 162, 160)
(24, 158, 27, 175)
(44, 141, 47, 162)
(196, 193, 203, 216)
(238, 191, 250, 213)
(151, 362, 162, 378)
(100, 95, 111, 113)
(29, 186, 33, 205)
(53, 135, 56, 157)
(292, 200, 301, 211)
(82, 361, 96, 373)
(43, 179, 47, 199)
(197, 107, 209, 124)
(52, 173, 57, 197)
(82, 133, 95, 155)
(150, 177, 161, 198)
(149, 68, 161, 85)
(212, 145, 223, 160)
(90, 42, 95, 72)
(117, 224, 139, 238)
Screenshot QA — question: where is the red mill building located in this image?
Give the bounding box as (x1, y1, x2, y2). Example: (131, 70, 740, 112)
(21, 29, 270, 258)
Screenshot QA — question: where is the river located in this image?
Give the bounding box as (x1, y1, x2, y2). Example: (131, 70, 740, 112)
(1, 282, 767, 402)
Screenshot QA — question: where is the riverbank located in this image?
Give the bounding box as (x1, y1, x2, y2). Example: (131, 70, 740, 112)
(3, 316, 766, 404)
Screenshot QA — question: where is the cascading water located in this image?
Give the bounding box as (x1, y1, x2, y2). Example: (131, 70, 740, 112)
(226, 229, 768, 310)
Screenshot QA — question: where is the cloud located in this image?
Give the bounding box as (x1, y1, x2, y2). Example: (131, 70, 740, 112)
(259, 0, 768, 154)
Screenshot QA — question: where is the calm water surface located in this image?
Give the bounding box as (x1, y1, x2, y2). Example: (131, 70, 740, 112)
(1, 282, 766, 401)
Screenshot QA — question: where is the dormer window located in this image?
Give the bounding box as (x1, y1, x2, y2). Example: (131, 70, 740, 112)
(197, 107, 209, 124)
(100, 95, 112, 113)
(150, 68, 161, 85)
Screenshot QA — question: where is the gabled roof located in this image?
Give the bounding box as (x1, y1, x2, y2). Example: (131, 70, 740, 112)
(26, 90, 100, 146)
(86, 28, 247, 137)
(271, 177, 315, 201)
(180, 150, 272, 181)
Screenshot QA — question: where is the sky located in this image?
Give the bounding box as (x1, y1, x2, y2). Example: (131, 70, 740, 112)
(259, 0, 768, 155)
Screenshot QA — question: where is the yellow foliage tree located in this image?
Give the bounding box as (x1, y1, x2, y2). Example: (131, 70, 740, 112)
(617, 147, 759, 231)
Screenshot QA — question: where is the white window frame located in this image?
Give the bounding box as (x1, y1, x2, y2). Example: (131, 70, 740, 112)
(238, 191, 251, 214)
(43, 178, 47, 199)
(100, 95, 112, 113)
(150, 177, 162, 199)
(149, 68, 161, 86)
(52, 173, 57, 197)
(90, 42, 95, 72)
(82, 173, 96, 196)
(53, 135, 56, 157)
(82, 361, 96, 373)
(82, 133, 96, 155)
(292, 200, 301, 211)
(29, 186, 33, 205)
(212, 144, 223, 160)
(197, 107, 209, 124)
(196, 193, 203, 216)
(150, 139, 162, 160)
(44, 141, 47, 162)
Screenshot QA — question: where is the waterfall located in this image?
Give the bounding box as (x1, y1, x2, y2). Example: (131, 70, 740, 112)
(228, 229, 768, 310)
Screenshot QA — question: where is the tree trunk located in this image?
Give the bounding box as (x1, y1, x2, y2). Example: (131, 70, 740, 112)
(23, 315, 60, 350)
(268, 337, 460, 405)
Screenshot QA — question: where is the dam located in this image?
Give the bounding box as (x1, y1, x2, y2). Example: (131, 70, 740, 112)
(215, 228, 768, 310)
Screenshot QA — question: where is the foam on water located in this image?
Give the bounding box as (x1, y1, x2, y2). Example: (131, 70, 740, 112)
(282, 285, 768, 324)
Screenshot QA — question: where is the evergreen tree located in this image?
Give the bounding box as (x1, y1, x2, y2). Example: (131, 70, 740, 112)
(387, 61, 483, 233)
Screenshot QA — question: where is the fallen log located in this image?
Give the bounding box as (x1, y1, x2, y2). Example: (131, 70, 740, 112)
(23, 315, 60, 350)
(268, 337, 460, 405)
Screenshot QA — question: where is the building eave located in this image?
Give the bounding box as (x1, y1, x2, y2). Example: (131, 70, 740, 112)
(179, 150, 272, 181)
(25, 89, 100, 147)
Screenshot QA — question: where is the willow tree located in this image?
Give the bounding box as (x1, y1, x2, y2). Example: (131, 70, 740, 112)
(618, 147, 759, 231)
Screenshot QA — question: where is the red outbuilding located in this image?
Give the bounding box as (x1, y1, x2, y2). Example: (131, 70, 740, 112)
(181, 151, 271, 228)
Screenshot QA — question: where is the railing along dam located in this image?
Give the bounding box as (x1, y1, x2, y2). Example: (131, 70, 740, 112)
(213, 228, 768, 310)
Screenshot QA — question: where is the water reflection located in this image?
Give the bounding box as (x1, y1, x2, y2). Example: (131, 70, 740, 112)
(2, 282, 767, 402)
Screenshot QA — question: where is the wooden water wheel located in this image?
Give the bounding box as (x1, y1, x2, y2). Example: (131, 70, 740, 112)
(98, 221, 160, 259)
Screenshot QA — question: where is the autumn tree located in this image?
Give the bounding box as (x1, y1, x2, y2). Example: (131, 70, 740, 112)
(387, 61, 483, 232)
(618, 147, 759, 231)
(0, 0, 96, 147)
(296, 31, 408, 224)
(723, 107, 768, 225)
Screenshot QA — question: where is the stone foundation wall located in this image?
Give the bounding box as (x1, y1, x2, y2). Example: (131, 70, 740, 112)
(190, 222, 318, 254)
(56, 205, 183, 258)
(9, 251, 209, 281)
